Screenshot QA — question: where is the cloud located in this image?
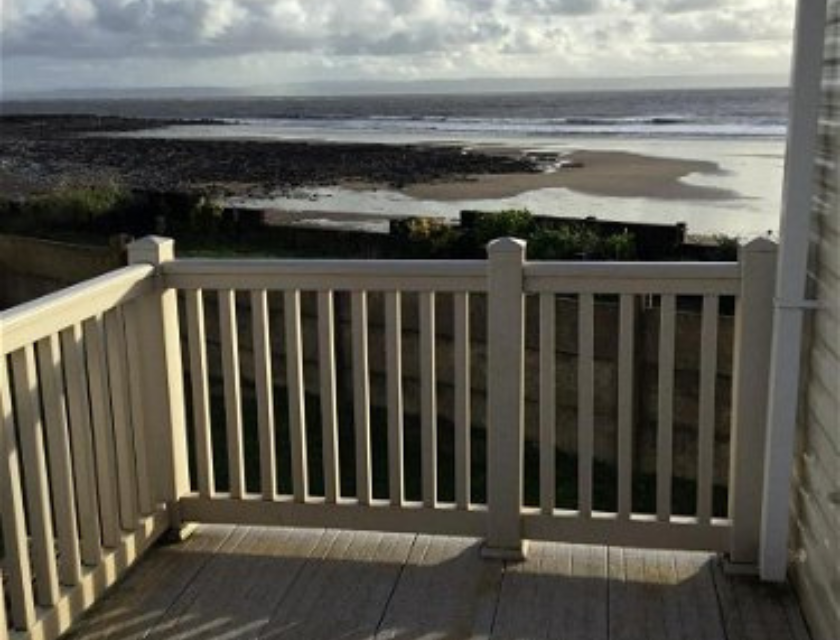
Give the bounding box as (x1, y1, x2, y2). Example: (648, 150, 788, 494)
(4, 0, 793, 59)
(629, 0, 724, 12)
(650, 8, 794, 43)
(3, 0, 515, 58)
(1, 0, 796, 92)
(509, 0, 605, 15)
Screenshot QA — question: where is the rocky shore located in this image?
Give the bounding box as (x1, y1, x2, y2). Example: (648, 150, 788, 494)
(0, 115, 537, 198)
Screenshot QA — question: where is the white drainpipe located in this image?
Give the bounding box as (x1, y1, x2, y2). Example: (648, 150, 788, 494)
(760, 0, 828, 582)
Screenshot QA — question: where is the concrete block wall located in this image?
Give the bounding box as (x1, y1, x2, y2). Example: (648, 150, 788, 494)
(189, 291, 735, 485)
(0, 234, 125, 309)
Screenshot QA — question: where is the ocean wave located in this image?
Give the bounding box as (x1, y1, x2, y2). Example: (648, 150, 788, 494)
(256, 114, 699, 126)
(237, 115, 786, 139)
(556, 115, 691, 126)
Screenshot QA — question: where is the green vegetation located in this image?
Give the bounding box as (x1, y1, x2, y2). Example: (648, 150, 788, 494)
(0, 184, 128, 237)
(0, 186, 740, 262)
(471, 208, 536, 247)
(390, 217, 459, 258)
(397, 208, 639, 261)
(710, 234, 740, 261)
(25, 184, 129, 228)
(529, 227, 637, 260)
(0, 185, 223, 241)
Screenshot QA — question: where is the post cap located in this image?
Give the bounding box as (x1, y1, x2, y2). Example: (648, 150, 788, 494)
(487, 237, 527, 256)
(740, 237, 778, 254)
(128, 236, 175, 265)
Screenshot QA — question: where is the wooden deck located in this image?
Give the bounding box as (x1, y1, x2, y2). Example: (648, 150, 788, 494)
(62, 525, 810, 640)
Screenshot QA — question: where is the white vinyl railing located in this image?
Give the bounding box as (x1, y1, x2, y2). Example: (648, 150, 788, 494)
(0, 263, 168, 640)
(167, 255, 490, 538)
(0, 235, 778, 639)
(519, 239, 777, 556)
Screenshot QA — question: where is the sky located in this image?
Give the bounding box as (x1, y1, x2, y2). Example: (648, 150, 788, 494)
(1, 0, 797, 95)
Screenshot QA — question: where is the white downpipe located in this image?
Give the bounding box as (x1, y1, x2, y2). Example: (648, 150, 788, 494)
(759, 0, 827, 582)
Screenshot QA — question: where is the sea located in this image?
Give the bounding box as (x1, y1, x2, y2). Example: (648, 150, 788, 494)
(6, 87, 789, 237)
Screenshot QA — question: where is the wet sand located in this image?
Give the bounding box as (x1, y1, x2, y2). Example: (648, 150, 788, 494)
(262, 208, 395, 226)
(0, 115, 737, 204)
(400, 150, 738, 202)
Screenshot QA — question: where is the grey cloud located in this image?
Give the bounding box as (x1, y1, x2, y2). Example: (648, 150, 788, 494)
(2, 0, 794, 64)
(650, 10, 792, 43)
(629, 0, 723, 11)
(4, 0, 515, 58)
(510, 0, 604, 15)
(668, 0, 723, 10)
(92, 0, 153, 33)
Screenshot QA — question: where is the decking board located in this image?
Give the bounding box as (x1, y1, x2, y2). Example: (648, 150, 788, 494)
(259, 530, 414, 640)
(711, 558, 811, 640)
(493, 541, 608, 640)
(609, 547, 726, 640)
(64, 525, 234, 640)
(375, 535, 500, 640)
(63, 525, 811, 640)
(146, 527, 325, 639)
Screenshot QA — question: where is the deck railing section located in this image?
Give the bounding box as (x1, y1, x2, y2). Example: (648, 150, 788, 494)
(520, 253, 744, 552)
(0, 262, 171, 640)
(0, 235, 778, 639)
(518, 240, 774, 558)
(164, 258, 490, 537)
(157, 237, 777, 562)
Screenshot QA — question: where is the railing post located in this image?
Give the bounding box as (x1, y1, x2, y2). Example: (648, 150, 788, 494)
(0, 570, 7, 640)
(0, 338, 36, 631)
(728, 238, 778, 569)
(128, 236, 191, 535)
(760, 0, 827, 583)
(483, 238, 527, 560)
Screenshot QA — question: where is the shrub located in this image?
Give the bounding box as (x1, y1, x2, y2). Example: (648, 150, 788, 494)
(393, 217, 458, 257)
(165, 194, 224, 236)
(601, 231, 637, 260)
(471, 209, 536, 246)
(190, 197, 224, 236)
(710, 234, 740, 261)
(529, 226, 637, 261)
(1, 185, 228, 239)
(25, 184, 129, 229)
(529, 225, 601, 260)
(0, 198, 13, 217)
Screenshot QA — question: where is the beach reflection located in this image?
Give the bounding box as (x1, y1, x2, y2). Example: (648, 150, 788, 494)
(225, 137, 784, 239)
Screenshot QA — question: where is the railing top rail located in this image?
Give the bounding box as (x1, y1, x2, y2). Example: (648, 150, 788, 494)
(524, 261, 741, 295)
(163, 258, 490, 273)
(162, 259, 490, 292)
(162, 258, 742, 296)
(0, 265, 155, 355)
(525, 261, 740, 277)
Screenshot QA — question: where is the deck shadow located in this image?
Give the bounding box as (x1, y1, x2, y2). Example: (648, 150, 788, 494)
(64, 525, 809, 640)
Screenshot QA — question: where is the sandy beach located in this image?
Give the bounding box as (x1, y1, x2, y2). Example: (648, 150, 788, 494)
(0, 114, 785, 236)
(400, 150, 736, 201)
